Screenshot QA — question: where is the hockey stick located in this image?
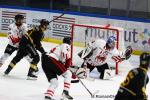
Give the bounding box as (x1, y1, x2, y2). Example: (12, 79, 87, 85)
(49, 13, 64, 23)
(69, 70, 99, 98)
(49, 8, 70, 24)
(78, 78, 99, 98)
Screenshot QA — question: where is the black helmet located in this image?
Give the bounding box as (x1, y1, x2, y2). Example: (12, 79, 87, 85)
(15, 14, 24, 20)
(140, 52, 150, 69)
(40, 19, 49, 26)
(63, 37, 71, 45)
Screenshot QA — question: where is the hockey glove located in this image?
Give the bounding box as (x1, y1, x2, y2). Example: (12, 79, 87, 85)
(69, 66, 87, 79)
(124, 46, 132, 60)
(112, 46, 132, 62)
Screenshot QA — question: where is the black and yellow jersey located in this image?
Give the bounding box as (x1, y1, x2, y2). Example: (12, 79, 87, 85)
(26, 26, 45, 53)
(121, 67, 149, 98)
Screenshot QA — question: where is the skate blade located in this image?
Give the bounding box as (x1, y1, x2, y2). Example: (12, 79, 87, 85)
(61, 98, 73, 100)
(61, 98, 69, 100)
(61, 97, 73, 100)
(3, 74, 8, 77)
(27, 77, 37, 80)
(45, 98, 55, 100)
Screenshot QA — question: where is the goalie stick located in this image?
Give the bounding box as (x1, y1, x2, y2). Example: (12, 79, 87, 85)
(69, 70, 99, 98)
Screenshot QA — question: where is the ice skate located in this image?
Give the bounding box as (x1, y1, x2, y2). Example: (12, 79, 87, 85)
(45, 96, 55, 100)
(27, 73, 37, 80)
(61, 90, 73, 100)
(4, 66, 13, 75)
(27, 67, 38, 80)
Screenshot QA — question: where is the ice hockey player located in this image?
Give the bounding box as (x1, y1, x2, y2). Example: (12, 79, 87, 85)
(78, 36, 132, 80)
(42, 37, 73, 100)
(115, 52, 149, 100)
(4, 19, 49, 80)
(0, 14, 27, 67)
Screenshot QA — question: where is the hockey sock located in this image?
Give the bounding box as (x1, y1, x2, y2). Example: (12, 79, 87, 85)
(4, 62, 15, 75)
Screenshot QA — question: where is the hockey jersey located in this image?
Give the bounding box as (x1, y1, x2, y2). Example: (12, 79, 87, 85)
(8, 23, 28, 48)
(83, 39, 124, 66)
(49, 43, 71, 64)
(27, 26, 45, 53)
(120, 67, 149, 99)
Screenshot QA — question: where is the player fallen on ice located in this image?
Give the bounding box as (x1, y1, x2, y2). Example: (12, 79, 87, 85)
(78, 36, 132, 80)
(0, 14, 28, 67)
(4, 19, 49, 80)
(115, 52, 149, 100)
(42, 37, 73, 100)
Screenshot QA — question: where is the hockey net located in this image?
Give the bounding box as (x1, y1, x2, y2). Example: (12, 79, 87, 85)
(71, 24, 132, 75)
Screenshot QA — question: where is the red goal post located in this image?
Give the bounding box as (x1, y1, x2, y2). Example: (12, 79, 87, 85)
(70, 24, 126, 75)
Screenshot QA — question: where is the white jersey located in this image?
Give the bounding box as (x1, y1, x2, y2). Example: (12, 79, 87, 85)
(8, 23, 28, 48)
(84, 39, 123, 66)
(49, 43, 71, 64)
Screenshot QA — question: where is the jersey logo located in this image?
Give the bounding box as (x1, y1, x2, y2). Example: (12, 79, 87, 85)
(95, 50, 108, 63)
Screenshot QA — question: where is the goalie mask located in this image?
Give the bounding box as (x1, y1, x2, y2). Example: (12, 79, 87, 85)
(106, 36, 116, 50)
(140, 52, 150, 69)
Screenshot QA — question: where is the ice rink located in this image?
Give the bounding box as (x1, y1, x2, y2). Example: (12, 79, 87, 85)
(0, 37, 149, 100)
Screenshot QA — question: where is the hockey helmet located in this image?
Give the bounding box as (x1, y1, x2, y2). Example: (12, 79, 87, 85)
(140, 52, 150, 69)
(106, 36, 116, 50)
(15, 14, 24, 20)
(63, 37, 71, 45)
(40, 19, 49, 26)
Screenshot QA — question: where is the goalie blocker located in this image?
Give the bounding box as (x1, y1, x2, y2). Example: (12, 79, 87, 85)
(69, 66, 88, 83)
(70, 66, 87, 78)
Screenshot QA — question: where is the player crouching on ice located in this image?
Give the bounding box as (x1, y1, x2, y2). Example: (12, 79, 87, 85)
(42, 37, 73, 100)
(115, 52, 150, 100)
(78, 36, 132, 80)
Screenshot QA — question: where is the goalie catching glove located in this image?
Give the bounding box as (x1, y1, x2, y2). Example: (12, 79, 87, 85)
(69, 66, 87, 79)
(122, 46, 133, 60)
(112, 46, 132, 63)
(125, 46, 132, 60)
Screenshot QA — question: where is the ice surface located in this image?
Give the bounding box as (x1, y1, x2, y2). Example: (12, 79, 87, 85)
(0, 37, 149, 100)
